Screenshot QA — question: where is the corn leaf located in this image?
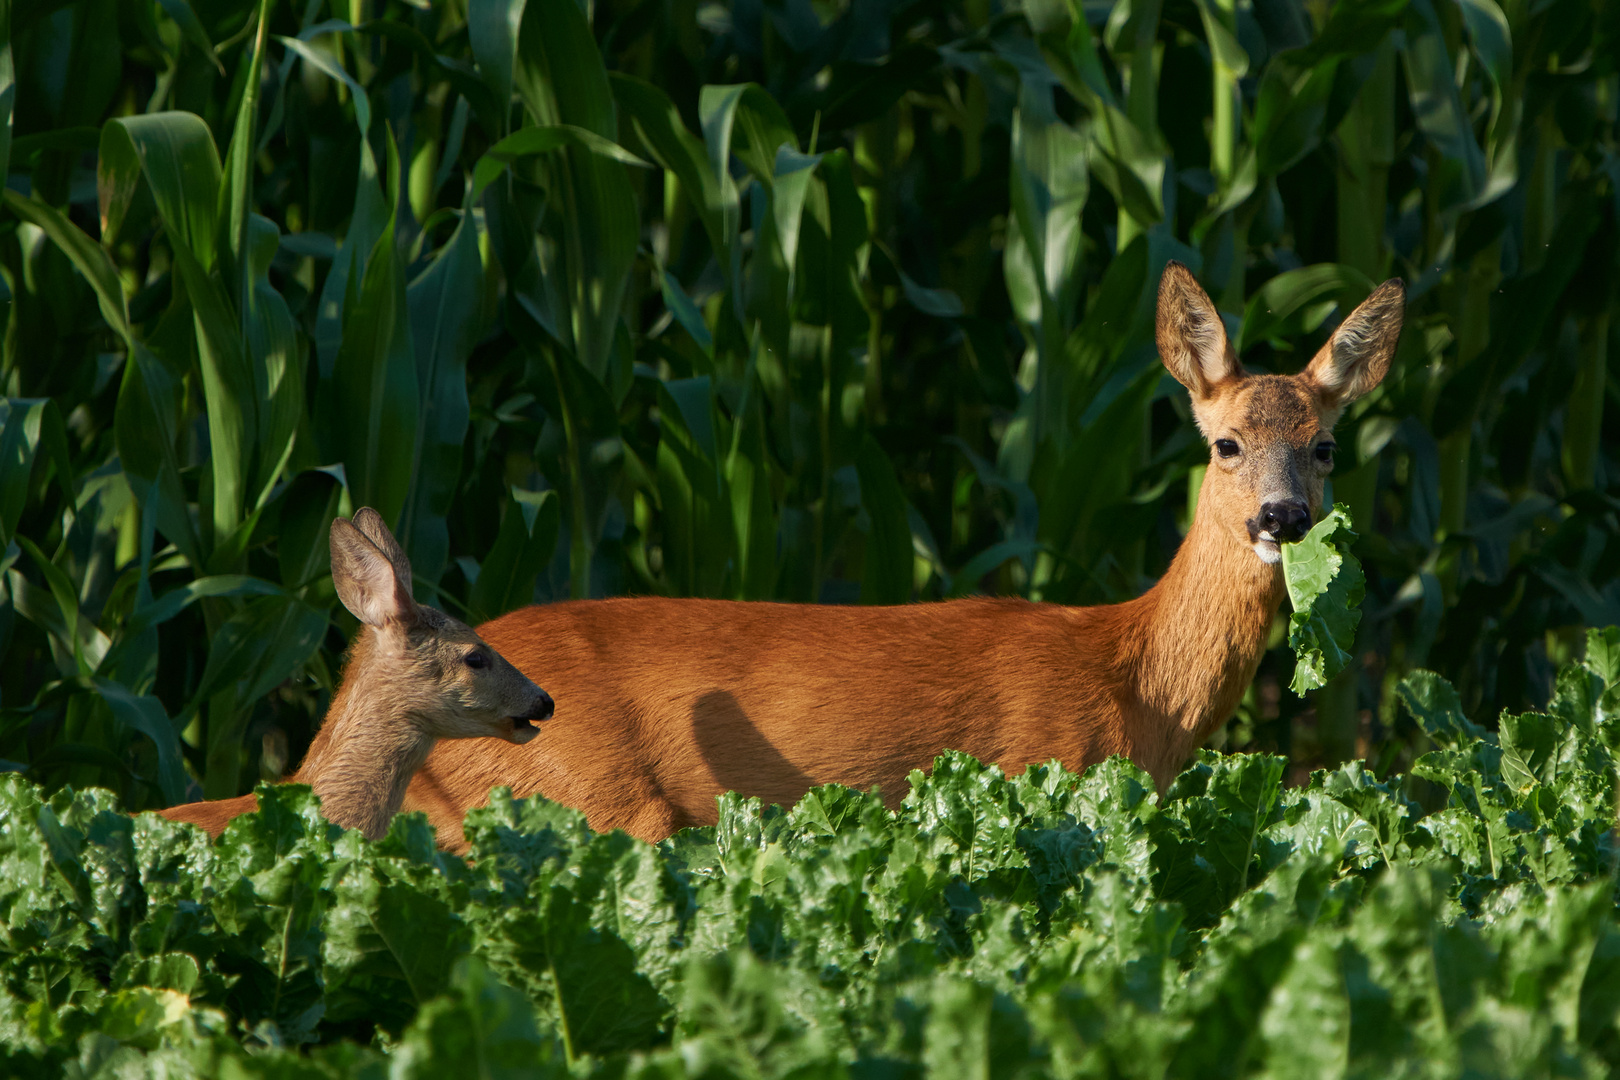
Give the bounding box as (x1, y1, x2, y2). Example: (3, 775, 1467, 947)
(467, 488, 558, 623)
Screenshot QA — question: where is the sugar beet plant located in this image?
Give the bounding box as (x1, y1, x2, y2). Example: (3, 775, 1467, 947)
(1, 3, 1619, 804)
(4, 634, 1620, 1074)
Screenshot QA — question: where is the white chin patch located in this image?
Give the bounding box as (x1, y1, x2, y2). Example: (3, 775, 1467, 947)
(1253, 539, 1281, 565)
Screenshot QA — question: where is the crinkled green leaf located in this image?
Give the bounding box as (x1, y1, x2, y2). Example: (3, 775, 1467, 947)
(1282, 503, 1365, 694)
(1399, 670, 1492, 748)
(323, 861, 470, 1035)
(390, 956, 560, 1079)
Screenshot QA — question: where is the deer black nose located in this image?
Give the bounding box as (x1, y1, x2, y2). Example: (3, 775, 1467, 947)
(1260, 500, 1312, 543)
(524, 692, 555, 722)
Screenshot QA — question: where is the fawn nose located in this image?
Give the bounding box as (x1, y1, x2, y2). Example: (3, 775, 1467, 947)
(1260, 500, 1311, 543)
(527, 692, 555, 722)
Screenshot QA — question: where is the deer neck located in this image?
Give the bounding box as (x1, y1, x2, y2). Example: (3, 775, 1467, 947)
(293, 633, 436, 841)
(1122, 492, 1287, 785)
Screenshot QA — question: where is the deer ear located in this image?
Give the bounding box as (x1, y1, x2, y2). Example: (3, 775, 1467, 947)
(1156, 261, 1242, 399)
(348, 506, 414, 596)
(330, 517, 419, 631)
(1304, 279, 1405, 410)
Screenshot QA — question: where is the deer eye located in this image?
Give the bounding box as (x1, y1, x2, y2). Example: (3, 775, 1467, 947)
(463, 651, 488, 670)
(1315, 442, 1335, 464)
(1215, 439, 1240, 459)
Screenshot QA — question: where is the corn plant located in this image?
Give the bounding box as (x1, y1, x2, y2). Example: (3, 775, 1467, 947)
(0, 0, 1616, 806)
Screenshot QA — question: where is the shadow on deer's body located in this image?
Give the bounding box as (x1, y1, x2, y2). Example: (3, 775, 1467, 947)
(165, 264, 1404, 851)
(157, 508, 552, 841)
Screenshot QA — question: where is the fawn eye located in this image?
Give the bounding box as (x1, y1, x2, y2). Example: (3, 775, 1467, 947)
(1215, 439, 1240, 459)
(463, 651, 488, 670)
(1315, 442, 1335, 464)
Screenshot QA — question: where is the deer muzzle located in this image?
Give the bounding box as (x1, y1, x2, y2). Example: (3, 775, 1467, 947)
(508, 691, 554, 742)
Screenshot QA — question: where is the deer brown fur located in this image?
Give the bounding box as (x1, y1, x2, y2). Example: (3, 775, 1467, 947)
(157, 508, 553, 841)
(162, 265, 1404, 852)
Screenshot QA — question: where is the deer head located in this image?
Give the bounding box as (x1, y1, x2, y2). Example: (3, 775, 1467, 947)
(330, 508, 553, 742)
(1156, 262, 1405, 565)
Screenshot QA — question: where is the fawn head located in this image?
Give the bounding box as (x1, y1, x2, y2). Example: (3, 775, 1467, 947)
(330, 508, 553, 743)
(1156, 262, 1404, 565)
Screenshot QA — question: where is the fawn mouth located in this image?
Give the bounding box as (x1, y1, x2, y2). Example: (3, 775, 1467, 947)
(506, 694, 554, 742)
(507, 717, 542, 743)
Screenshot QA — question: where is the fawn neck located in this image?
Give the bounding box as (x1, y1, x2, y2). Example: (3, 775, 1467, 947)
(293, 631, 436, 840)
(1115, 484, 1286, 785)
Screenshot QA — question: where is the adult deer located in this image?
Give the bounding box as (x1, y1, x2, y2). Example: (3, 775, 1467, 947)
(166, 264, 1403, 850)
(157, 509, 553, 840)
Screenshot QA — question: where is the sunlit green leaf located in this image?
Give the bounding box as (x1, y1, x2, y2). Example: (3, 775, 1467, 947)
(1282, 504, 1365, 694)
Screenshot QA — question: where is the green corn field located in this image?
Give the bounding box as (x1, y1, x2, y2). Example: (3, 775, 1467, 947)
(3, 0, 1615, 810)
(3, 0, 1620, 1070)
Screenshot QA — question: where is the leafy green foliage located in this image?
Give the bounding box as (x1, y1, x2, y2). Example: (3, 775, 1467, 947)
(5, 635, 1620, 1073)
(1282, 503, 1366, 694)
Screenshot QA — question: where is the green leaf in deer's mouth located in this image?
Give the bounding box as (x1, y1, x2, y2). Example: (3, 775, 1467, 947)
(1281, 503, 1365, 695)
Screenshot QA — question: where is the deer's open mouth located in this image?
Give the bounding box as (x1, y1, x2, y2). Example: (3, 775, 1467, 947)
(507, 693, 553, 742)
(507, 694, 554, 737)
(507, 716, 542, 744)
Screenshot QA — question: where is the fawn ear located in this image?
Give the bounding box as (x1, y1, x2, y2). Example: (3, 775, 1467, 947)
(1156, 261, 1243, 399)
(1304, 279, 1405, 412)
(348, 506, 414, 597)
(331, 516, 419, 633)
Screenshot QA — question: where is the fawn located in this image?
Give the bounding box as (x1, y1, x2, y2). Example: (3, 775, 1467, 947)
(157, 508, 552, 841)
